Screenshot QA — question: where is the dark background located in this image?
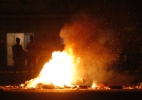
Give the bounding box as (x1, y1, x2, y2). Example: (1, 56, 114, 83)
(0, 0, 141, 85)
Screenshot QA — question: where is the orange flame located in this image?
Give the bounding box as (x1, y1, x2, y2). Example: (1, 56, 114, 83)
(25, 48, 79, 88)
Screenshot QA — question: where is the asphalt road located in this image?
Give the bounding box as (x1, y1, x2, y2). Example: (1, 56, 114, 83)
(0, 88, 142, 100)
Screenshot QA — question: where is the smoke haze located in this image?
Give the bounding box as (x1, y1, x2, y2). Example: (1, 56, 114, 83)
(60, 13, 135, 85)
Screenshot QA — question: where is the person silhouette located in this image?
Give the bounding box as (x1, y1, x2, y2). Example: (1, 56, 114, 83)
(26, 35, 37, 76)
(12, 38, 25, 73)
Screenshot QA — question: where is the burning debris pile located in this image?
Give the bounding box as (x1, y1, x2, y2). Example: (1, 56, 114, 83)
(22, 50, 81, 89)
(16, 14, 139, 90)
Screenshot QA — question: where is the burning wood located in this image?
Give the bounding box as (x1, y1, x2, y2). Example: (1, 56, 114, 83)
(22, 49, 82, 89)
(15, 48, 142, 90)
(36, 83, 55, 89)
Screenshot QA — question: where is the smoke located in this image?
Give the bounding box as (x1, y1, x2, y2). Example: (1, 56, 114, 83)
(59, 13, 134, 85)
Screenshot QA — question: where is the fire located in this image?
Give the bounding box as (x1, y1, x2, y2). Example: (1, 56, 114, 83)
(91, 83, 97, 89)
(25, 48, 79, 88)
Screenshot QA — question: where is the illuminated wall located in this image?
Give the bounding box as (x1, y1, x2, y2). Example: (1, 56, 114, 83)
(7, 33, 33, 66)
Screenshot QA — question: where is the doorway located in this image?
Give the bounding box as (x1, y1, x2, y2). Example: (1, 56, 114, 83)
(7, 33, 33, 66)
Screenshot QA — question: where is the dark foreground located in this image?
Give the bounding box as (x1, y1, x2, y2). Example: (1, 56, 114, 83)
(0, 89, 142, 100)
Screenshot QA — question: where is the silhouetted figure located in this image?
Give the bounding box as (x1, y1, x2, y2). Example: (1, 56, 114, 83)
(0, 41, 7, 70)
(12, 38, 25, 73)
(26, 35, 37, 77)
